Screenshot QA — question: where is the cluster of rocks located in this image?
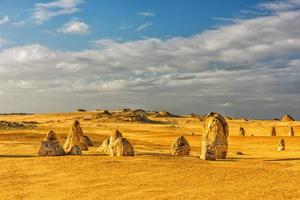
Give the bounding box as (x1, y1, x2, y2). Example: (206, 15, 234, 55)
(92, 109, 151, 123)
(37, 111, 295, 158)
(0, 120, 37, 130)
(38, 120, 93, 156)
(97, 130, 134, 156)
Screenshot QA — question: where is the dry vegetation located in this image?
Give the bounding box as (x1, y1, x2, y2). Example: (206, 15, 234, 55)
(0, 110, 300, 199)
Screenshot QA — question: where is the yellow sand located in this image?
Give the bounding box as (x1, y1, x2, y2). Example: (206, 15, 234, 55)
(0, 112, 300, 200)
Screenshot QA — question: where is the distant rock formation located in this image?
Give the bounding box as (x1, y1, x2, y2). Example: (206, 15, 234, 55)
(64, 120, 88, 154)
(92, 109, 151, 123)
(109, 138, 134, 156)
(200, 112, 229, 160)
(269, 127, 276, 136)
(155, 111, 180, 118)
(288, 127, 295, 136)
(38, 131, 65, 156)
(281, 114, 295, 122)
(239, 127, 245, 136)
(277, 139, 285, 151)
(171, 136, 191, 156)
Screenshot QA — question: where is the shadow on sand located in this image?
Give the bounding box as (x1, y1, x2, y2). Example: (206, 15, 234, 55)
(0, 154, 35, 158)
(264, 158, 300, 162)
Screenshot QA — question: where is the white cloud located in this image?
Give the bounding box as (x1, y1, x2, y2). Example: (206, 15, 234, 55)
(258, 0, 300, 12)
(58, 20, 89, 34)
(0, 36, 8, 48)
(136, 22, 152, 32)
(93, 39, 118, 48)
(137, 12, 155, 17)
(0, 16, 10, 25)
(1, 1, 300, 117)
(31, 0, 84, 23)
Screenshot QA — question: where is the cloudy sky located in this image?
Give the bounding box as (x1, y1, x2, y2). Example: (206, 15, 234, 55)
(0, 0, 300, 118)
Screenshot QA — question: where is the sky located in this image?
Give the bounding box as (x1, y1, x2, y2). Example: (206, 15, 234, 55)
(0, 0, 300, 118)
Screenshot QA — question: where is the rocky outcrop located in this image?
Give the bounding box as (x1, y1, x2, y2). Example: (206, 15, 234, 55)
(288, 127, 295, 136)
(281, 114, 295, 122)
(200, 112, 229, 160)
(109, 130, 123, 145)
(97, 138, 110, 154)
(270, 127, 276, 136)
(64, 120, 88, 154)
(171, 136, 191, 156)
(109, 138, 134, 156)
(83, 135, 93, 146)
(38, 131, 65, 156)
(277, 139, 285, 151)
(239, 127, 245, 136)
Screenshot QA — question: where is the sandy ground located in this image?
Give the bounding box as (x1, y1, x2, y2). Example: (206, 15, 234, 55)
(0, 112, 300, 200)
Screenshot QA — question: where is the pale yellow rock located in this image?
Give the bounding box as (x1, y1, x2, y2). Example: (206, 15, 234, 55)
(288, 127, 295, 136)
(64, 120, 88, 154)
(171, 136, 190, 156)
(97, 138, 110, 154)
(200, 112, 229, 160)
(109, 138, 134, 156)
(109, 130, 123, 145)
(281, 114, 295, 122)
(277, 139, 285, 151)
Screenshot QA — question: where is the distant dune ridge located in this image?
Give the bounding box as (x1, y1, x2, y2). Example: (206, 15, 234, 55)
(281, 114, 295, 122)
(200, 112, 229, 160)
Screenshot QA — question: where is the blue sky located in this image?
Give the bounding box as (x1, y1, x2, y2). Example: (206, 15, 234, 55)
(0, 0, 300, 118)
(1, 0, 264, 50)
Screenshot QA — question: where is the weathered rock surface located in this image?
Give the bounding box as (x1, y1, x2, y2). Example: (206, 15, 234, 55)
(83, 135, 93, 146)
(171, 136, 191, 156)
(270, 127, 276, 136)
(64, 120, 88, 154)
(288, 127, 295, 136)
(68, 145, 82, 155)
(277, 139, 285, 151)
(109, 130, 123, 145)
(97, 138, 110, 154)
(281, 114, 295, 122)
(239, 127, 245, 136)
(109, 138, 134, 156)
(38, 131, 65, 156)
(200, 112, 229, 160)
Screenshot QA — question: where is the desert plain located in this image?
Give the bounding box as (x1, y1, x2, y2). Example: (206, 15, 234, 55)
(0, 110, 300, 200)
